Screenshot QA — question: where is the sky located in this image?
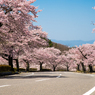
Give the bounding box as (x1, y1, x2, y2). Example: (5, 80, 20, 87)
(32, 0, 95, 41)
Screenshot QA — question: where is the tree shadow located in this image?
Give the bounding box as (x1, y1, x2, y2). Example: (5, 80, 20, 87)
(0, 74, 67, 79)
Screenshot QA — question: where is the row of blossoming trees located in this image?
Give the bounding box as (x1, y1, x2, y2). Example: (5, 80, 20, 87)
(0, 0, 49, 71)
(0, 0, 95, 73)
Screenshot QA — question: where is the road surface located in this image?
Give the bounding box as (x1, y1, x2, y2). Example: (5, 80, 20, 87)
(0, 72, 95, 95)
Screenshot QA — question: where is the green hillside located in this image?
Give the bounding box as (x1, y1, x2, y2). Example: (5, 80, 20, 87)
(48, 39, 69, 51)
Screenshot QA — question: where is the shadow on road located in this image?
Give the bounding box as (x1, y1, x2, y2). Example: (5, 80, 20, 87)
(0, 75, 67, 79)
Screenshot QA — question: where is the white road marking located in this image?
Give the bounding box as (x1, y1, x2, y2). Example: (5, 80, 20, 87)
(35, 79, 50, 82)
(32, 73, 34, 75)
(56, 74, 62, 78)
(83, 86, 95, 95)
(0, 85, 11, 88)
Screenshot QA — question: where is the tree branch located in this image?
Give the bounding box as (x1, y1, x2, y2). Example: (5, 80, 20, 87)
(78, 48, 87, 59)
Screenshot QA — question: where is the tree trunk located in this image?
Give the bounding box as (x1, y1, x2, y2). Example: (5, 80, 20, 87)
(77, 64, 80, 71)
(53, 65, 56, 71)
(8, 55, 14, 71)
(67, 65, 69, 71)
(8, 55, 11, 66)
(26, 62, 29, 72)
(16, 59, 19, 72)
(40, 62, 43, 71)
(89, 64, 93, 72)
(81, 62, 86, 73)
(53, 67, 55, 71)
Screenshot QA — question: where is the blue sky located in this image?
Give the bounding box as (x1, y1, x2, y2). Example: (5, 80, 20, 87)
(33, 0, 95, 41)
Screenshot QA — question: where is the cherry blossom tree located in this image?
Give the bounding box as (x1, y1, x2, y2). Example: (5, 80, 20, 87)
(44, 47, 61, 71)
(1, 26, 48, 71)
(18, 26, 48, 71)
(0, 0, 49, 71)
(0, 57, 8, 65)
(68, 43, 95, 72)
(60, 50, 77, 71)
(67, 48, 82, 71)
(76, 44, 94, 72)
(31, 48, 50, 71)
(30, 47, 61, 71)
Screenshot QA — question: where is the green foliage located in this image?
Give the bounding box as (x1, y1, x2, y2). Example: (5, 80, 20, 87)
(48, 39, 53, 47)
(0, 65, 26, 72)
(29, 68, 37, 72)
(0, 65, 11, 72)
(41, 68, 52, 71)
(13, 68, 25, 72)
(13, 67, 17, 71)
(56, 67, 67, 71)
(56, 69, 66, 71)
(19, 68, 25, 71)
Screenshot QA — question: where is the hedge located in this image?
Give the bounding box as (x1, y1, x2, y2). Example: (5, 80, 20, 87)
(0, 65, 11, 72)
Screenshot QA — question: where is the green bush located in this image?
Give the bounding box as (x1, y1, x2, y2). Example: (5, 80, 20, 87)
(0, 65, 26, 72)
(56, 68, 67, 71)
(19, 68, 25, 71)
(29, 68, 37, 72)
(42, 68, 52, 71)
(14, 67, 26, 71)
(0, 65, 11, 72)
(13, 67, 17, 71)
(56, 69, 66, 71)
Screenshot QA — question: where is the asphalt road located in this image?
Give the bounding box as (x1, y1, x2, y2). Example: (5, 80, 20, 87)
(0, 72, 95, 95)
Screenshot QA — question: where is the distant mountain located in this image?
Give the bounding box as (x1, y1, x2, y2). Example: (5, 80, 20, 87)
(51, 39, 95, 47)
